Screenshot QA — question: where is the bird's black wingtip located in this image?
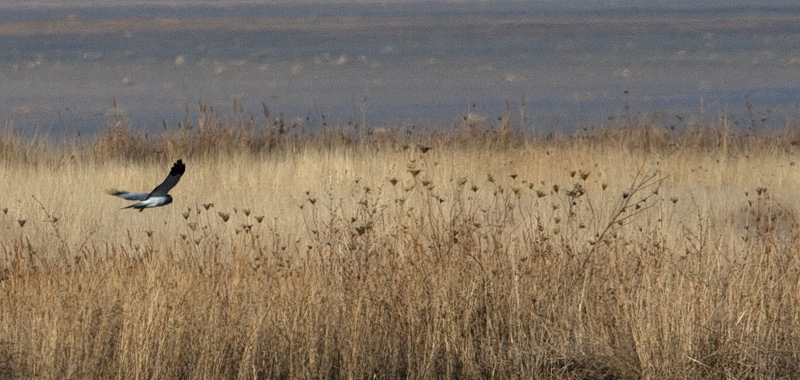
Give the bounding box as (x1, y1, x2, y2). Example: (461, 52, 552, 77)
(170, 159, 185, 176)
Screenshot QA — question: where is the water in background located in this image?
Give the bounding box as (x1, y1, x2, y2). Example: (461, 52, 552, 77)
(2, 3, 800, 138)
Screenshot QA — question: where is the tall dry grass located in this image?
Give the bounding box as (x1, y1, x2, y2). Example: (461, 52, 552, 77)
(1, 110, 800, 379)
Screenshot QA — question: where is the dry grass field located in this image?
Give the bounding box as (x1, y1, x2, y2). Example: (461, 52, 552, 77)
(2, 112, 800, 379)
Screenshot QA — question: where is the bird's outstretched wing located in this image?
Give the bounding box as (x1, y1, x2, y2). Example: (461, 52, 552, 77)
(106, 190, 149, 201)
(149, 159, 185, 197)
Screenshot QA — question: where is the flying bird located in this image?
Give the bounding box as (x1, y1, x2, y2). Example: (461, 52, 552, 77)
(106, 159, 185, 211)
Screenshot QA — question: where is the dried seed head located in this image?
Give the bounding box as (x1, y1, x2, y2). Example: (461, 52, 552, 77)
(145, 230, 153, 237)
(17, 219, 26, 227)
(510, 174, 517, 180)
(2, 208, 7, 214)
(308, 198, 317, 205)
(389, 178, 398, 186)
(471, 185, 479, 192)
(418, 145, 432, 153)
(570, 170, 576, 178)
(243, 209, 251, 216)
(670, 197, 679, 204)
(487, 174, 495, 183)
(567, 183, 585, 198)
(182, 212, 190, 220)
(408, 169, 422, 177)
(203, 203, 214, 210)
(218, 212, 230, 222)
(255, 215, 264, 223)
(536, 190, 547, 198)
(457, 177, 468, 186)
(580, 171, 590, 181)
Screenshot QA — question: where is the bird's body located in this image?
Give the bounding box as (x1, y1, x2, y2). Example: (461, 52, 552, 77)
(107, 159, 185, 212)
(112, 193, 173, 210)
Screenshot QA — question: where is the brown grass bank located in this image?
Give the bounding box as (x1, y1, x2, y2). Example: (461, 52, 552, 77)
(1, 119, 800, 379)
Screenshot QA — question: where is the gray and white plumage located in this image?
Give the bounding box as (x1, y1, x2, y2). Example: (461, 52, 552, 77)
(107, 159, 185, 212)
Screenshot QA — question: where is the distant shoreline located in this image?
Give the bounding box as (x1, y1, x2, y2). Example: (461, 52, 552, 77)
(1, 7, 799, 37)
(3, 3, 800, 137)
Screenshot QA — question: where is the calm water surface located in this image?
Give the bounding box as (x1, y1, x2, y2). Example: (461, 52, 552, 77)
(2, 3, 800, 138)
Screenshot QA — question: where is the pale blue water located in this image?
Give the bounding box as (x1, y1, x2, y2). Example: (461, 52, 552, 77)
(2, 2, 800, 138)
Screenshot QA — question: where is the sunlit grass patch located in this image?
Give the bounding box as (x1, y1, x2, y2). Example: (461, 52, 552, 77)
(1, 114, 800, 378)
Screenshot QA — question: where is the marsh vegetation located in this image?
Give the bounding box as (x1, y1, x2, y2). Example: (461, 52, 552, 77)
(1, 108, 800, 379)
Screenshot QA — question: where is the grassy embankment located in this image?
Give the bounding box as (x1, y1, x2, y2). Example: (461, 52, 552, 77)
(1, 109, 800, 379)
